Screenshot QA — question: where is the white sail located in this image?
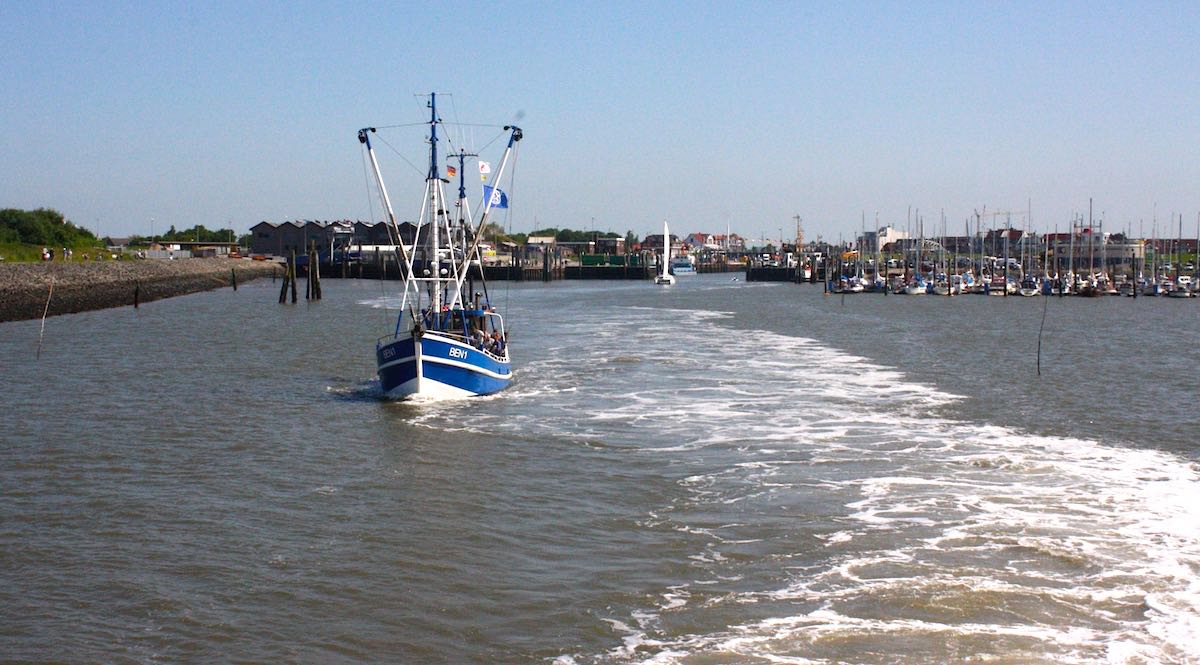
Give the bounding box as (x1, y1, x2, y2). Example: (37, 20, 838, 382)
(656, 220, 675, 285)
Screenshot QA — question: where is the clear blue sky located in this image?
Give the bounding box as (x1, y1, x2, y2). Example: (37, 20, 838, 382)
(3, 1, 1198, 244)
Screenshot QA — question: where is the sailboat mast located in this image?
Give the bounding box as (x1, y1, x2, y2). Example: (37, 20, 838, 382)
(1179, 213, 1185, 281)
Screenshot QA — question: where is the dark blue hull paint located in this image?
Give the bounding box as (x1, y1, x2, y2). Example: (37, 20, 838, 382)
(376, 333, 511, 398)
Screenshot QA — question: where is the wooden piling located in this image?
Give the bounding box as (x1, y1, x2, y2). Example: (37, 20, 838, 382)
(279, 250, 298, 304)
(305, 246, 312, 300)
(313, 250, 322, 299)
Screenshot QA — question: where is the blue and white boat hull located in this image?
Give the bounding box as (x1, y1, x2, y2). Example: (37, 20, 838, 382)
(377, 332, 512, 399)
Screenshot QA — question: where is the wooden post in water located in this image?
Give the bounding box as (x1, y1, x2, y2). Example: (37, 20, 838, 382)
(134, 280, 140, 308)
(312, 245, 322, 299)
(290, 253, 298, 303)
(278, 257, 289, 303)
(305, 250, 312, 300)
(231, 268, 237, 291)
(280, 251, 294, 303)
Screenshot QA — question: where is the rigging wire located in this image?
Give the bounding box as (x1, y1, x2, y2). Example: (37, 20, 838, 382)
(501, 140, 520, 323)
(373, 131, 426, 179)
(360, 145, 395, 324)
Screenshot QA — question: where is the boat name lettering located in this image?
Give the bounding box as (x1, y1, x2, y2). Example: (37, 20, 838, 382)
(448, 347, 469, 359)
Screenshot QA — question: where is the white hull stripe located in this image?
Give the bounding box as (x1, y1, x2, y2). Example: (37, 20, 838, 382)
(422, 355, 512, 380)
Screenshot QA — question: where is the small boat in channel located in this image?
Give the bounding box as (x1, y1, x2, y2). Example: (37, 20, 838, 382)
(359, 93, 523, 399)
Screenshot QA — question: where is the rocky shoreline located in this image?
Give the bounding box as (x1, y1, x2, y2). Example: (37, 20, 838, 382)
(0, 258, 280, 323)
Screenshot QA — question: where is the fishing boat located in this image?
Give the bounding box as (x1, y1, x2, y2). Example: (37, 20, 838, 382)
(655, 221, 676, 285)
(359, 93, 522, 399)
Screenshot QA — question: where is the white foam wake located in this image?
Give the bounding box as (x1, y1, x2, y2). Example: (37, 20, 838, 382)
(411, 303, 1200, 664)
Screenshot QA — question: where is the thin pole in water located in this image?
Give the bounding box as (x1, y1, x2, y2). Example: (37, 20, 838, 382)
(1036, 290, 1049, 376)
(36, 278, 54, 360)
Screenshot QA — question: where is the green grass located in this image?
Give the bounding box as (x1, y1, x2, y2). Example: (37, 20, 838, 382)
(0, 242, 110, 263)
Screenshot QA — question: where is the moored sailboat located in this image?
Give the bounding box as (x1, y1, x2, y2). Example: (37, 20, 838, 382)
(655, 221, 676, 285)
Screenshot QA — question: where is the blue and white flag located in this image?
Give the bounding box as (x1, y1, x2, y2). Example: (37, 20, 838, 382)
(483, 185, 508, 209)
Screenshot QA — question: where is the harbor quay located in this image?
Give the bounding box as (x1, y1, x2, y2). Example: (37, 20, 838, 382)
(308, 253, 743, 282)
(0, 258, 279, 323)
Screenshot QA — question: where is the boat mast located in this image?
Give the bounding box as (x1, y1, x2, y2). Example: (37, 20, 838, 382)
(453, 124, 523, 295)
(1088, 199, 1095, 282)
(426, 93, 445, 326)
(1179, 213, 1185, 282)
(452, 146, 485, 305)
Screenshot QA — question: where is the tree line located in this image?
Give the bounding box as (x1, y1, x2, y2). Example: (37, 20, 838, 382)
(127, 224, 242, 245)
(0, 208, 99, 247)
(483, 224, 638, 245)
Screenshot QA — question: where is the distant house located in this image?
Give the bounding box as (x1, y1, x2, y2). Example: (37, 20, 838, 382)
(642, 233, 680, 253)
(982, 228, 1024, 254)
(940, 236, 973, 254)
(250, 220, 303, 256)
(249, 220, 415, 257)
(858, 226, 908, 253)
(102, 236, 132, 251)
(684, 232, 745, 252)
(594, 237, 626, 254)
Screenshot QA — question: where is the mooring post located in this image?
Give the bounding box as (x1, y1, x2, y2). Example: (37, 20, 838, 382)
(305, 245, 313, 301)
(231, 268, 237, 291)
(312, 245, 322, 300)
(290, 250, 298, 303)
(134, 280, 140, 308)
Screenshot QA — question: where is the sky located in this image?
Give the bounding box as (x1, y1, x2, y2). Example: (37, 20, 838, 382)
(3, 1, 1199, 245)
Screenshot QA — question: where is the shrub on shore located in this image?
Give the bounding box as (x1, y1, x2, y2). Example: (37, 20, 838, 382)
(0, 208, 105, 262)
